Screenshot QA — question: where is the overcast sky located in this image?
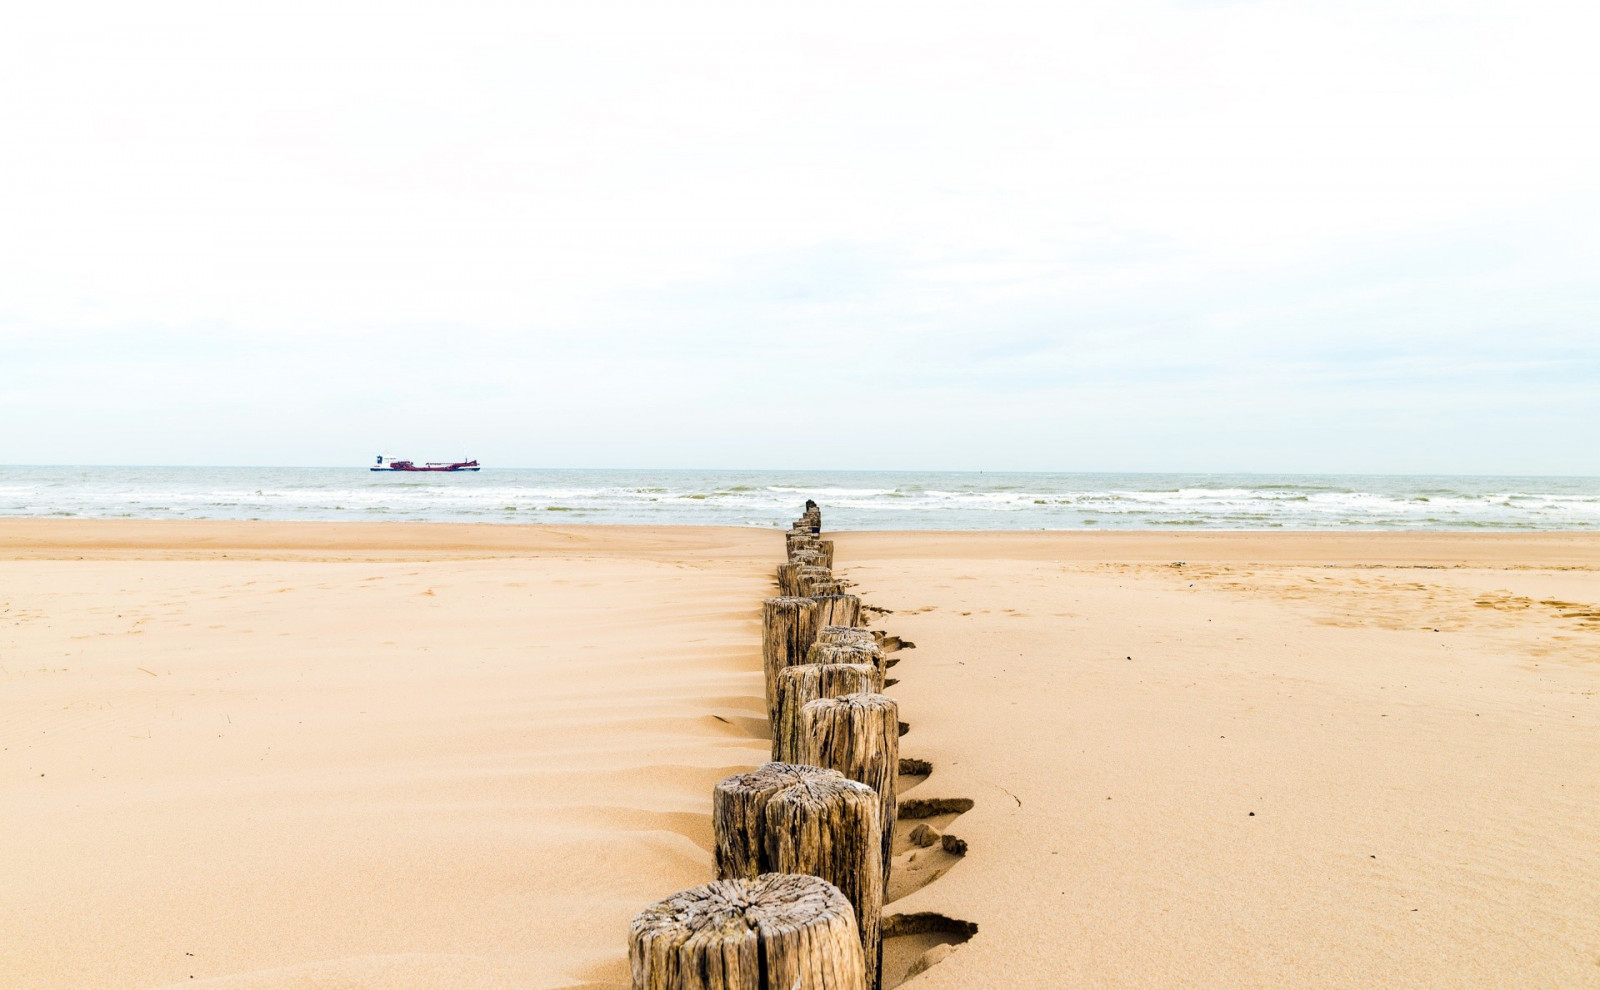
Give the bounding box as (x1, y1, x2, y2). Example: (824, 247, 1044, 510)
(3, 0, 1596, 472)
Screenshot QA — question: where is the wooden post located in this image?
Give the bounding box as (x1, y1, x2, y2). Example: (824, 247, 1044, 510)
(804, 640, 887, 683)
(762, 596, 820, 724)
(786, 535, 831, 565)
(787, 538, 833, 567)
(778, 554, 826, 595)
(789, 547, 825, 567)
(629, 872, 865, 990)
(810, 594, 861, 629)
(772, 662, 883, 762)
(801, 693, 899, 896)
(796, 567, 841, 597)
(713, 763, 883, 989)
(791, 564, 826, 590)
(817, 625, 876, 648)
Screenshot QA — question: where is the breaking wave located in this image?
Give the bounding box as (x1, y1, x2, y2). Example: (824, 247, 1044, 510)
(1, 467, 1596, 530)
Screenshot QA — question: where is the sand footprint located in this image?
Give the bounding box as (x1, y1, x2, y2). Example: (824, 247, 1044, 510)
(882, 912, 979, 987)
(875, 616, 974, 985)
(881, 754, 978, 983)
(889, 795, 974, 903)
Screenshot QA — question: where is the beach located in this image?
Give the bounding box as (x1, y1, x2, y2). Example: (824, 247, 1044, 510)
(3, 521, 1597, 988)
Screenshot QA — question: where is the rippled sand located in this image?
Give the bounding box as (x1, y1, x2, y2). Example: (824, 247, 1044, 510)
(2, 522, 1597, 988)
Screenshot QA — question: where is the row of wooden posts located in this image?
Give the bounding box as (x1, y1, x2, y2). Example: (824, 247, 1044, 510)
(628, 502, 900, 990)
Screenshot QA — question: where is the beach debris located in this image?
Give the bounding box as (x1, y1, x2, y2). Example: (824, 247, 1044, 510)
(909, 823, 941, 847)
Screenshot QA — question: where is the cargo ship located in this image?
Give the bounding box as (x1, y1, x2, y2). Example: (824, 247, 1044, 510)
(371, 455, 480, 472)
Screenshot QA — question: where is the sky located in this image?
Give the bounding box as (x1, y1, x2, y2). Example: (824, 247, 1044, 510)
(2, 0, 1597, 473)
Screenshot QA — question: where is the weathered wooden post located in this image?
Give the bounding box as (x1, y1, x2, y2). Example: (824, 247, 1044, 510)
(801, 693, 899, 895)
(777, 555, 826, 595)
(804, 639, 887, 683)
(786, 536, 832, 565)
(772, 662, 883, 762)
(629, 872, 865, 990)
(787, 533, 832, 557)
(796, 567, 841, 597)
(762, 596, 820, 724)
(810, 593, 861, 629)
(713, 763, 883, 989)
(789, 564, 822, 591)
(817, 625, 876, 648)
(789, 548, 825, 568)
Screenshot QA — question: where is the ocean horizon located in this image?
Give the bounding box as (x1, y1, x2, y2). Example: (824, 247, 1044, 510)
(2, 466, 1598, 531)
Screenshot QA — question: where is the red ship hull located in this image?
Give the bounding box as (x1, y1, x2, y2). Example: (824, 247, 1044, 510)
(372, 457, 480, 472)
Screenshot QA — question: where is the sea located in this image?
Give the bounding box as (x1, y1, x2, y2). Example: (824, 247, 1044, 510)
(1, 466, 1598, 531)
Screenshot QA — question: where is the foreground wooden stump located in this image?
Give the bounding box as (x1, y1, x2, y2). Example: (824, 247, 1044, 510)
(810, 593, 861, 629)
(629, 872, 865, 990)
(713, 763, 883, 988)
(804, 640, 887, 682)
(762, 597, 820, 724)
(801, 693, 900, 895)
(772, 662, 884, 762)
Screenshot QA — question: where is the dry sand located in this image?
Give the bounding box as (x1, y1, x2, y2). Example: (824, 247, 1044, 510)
(3, 522, 1598, 988)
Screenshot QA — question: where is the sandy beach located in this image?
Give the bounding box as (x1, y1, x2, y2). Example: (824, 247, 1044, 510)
(3, 521, 1597, 988)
